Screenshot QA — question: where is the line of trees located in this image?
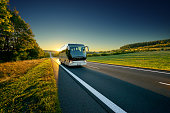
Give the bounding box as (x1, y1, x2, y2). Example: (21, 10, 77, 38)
(87, 39, 170, 57)
(0, 0, 45, 62)
(120, 39, 170, 49)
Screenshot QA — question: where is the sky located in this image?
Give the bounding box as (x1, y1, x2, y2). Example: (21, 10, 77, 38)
(9, 0, 170, 51)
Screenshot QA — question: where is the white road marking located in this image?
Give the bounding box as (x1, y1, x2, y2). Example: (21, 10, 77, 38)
(52, 58, 127, 113)
(88, 62, 170, 75)
(60, 65, 127, 113)
(87, 65, 100, 69)
(158, 82, 170, 86)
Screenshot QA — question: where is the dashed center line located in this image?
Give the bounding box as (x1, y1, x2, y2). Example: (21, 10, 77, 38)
(158, 82, 170, 86)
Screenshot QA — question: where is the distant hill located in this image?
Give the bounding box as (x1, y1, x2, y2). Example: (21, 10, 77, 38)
(120, 39, 170, 49)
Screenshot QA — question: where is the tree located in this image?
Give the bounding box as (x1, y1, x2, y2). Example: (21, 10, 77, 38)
(0, 0, 45, 62)
(0, 0, 14, 61)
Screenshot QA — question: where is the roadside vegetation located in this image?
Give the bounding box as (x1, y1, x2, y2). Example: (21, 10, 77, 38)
(1, 1, 60, 112)
(0, 59, 61, 112)
(87, 51, 170, 71)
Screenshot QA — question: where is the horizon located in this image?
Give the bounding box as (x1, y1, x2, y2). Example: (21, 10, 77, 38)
(10, 0, 170, 51)
(43, 38, 170, 52)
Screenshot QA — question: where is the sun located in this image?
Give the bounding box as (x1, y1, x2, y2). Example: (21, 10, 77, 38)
(56, 48, 61, 52)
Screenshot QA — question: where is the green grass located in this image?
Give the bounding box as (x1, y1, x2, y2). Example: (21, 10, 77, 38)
(87, 51, 170, 71)
(0, 59, 61, 112)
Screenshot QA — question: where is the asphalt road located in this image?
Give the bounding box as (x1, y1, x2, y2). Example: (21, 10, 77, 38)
(51, 58, 170, 113)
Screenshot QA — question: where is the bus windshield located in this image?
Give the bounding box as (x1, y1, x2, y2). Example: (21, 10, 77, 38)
(69, 46, 86, 58)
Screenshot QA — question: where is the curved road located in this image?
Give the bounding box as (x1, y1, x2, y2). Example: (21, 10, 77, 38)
(51, 58, 170, 113)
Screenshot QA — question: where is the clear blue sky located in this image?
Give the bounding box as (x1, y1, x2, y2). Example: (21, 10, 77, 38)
(10, 0, 170, 51)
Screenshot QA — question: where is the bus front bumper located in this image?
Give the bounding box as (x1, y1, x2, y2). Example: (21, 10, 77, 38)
(68, 60, 87, 66)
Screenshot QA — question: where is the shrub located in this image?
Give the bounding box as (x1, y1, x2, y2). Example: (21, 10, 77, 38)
(100, 53, 110, 56)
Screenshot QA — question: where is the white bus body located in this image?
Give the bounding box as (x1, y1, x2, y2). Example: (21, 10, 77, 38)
(59, 44, 89, 66)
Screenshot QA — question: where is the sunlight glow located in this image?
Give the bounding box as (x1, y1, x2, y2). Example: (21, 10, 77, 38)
(56, 58, 61, 65)
(57, 49, 61, 52)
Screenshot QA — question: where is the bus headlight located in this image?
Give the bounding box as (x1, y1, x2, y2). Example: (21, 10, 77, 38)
(69, 60, 73, 63)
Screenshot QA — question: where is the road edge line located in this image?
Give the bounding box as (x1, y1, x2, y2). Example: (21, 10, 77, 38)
(59, 63, 127, 113)
(88, 62, 170, 75)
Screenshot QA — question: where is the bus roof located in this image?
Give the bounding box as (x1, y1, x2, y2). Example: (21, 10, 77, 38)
(68, 44, 84, 46)
(60, 44, 85, 51)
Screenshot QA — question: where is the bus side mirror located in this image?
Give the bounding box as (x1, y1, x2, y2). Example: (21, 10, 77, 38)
(85, 46, 89, 51)
(68, 46, 70, 50)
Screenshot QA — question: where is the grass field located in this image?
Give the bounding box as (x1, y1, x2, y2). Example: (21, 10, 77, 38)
(0, 59, 61, 112)
(87, 51, 170, 71)
(0, 59, 45, 82)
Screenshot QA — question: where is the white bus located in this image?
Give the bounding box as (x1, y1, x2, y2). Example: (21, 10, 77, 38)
(59, 44, 89, 66)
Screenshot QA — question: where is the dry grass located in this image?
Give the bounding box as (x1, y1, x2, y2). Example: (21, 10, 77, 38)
(0, 59, 61, 112)
(0, 59, 45, 82)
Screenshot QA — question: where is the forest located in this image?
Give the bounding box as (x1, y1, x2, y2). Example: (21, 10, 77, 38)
(0, 0, 45, 62)
(120, 39, 170, 49)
